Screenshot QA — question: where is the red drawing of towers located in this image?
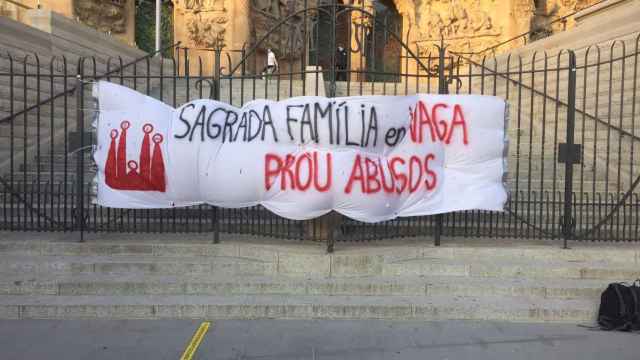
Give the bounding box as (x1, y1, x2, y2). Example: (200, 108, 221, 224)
(105, 121, 166, 192)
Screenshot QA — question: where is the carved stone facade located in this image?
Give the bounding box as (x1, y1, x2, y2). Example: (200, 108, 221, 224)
(174, 0, 229, 48)
(74, 0, 127, 34)
(409, 0, 535, 56)
(0, 0, 134, 45)
(172, 0, 250, 74)
(172, 0, 596, 63)
(1, 0, 601, 72)
(250, 0, 317, 60)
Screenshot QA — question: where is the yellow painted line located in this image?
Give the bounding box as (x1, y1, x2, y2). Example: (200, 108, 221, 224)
(179, 321, 211, 360)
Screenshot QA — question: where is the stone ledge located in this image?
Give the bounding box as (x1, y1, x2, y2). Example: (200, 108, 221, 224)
(575, 0, 637, 26)
(1, 9, 162, 73)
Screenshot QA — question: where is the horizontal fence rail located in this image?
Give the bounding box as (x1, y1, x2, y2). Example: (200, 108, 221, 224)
(0, 3, 638, 248)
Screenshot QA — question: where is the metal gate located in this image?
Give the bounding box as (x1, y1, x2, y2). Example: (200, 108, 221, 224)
(0, 2, 638, 248)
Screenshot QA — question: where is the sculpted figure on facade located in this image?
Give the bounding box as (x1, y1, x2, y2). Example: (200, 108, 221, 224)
(73, 0, 127, 34)
(418, 0, 498, 39)
(186, 15, 227, 48)
(414, 0, 506, 56)
(174, 0, 229, 48)
(183, 0, 225, 11)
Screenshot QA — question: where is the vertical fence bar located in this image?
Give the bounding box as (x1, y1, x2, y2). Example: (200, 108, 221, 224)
(212, 47, 221, 243)
(325, 1, 339, 253)
(434, 40, 447, 246)
(562, 51, 577, 248)
(8, 54, 15, 231)
(74, 72, 85, 242)
(329, 1, 337, 97)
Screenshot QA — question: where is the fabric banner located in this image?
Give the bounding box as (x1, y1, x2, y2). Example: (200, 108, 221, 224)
(92, 81, 508, 222)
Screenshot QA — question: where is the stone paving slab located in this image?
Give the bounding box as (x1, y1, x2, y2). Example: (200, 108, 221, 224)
(0, 252, 637, 279)
(0, 294, 599, 322)
(0, 273, 614, 298)
(4, 319, 640, 360)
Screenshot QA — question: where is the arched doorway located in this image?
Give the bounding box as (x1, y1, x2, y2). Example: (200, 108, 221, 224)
(310, 0, 403, 82)
(365, 0, 402, 81)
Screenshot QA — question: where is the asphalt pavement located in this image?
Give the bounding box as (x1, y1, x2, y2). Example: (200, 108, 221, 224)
(0, 319, 638, 360)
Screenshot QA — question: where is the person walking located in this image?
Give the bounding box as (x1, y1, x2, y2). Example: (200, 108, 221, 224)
(336, 45, 348, 81)
(263, 48, 279, 79)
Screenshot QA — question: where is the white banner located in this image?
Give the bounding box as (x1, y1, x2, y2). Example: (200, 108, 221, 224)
(93, 81, 508, 222)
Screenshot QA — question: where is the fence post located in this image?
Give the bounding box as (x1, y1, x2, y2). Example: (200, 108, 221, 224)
(433, 40, 448, 247)
(561, 51, 578, 249)
(327, 223, 335, 253)
(324, 1, 337, 252)
(213, 206, 220, 244)
(74, 72, 85, 242)
(213, 47, 221, 100)
(183, 47, 189, 77)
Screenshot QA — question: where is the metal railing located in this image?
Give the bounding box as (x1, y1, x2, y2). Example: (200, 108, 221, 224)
(0, 3, 638, 251)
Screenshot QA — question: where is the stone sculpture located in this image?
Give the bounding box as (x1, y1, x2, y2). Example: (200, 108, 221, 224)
(73, 0, 127, 34)
(174, 0, 229, 48)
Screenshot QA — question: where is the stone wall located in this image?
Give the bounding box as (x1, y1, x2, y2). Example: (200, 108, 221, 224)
(406, 0, 600, 56)
(403, 0, 534, 56)
(1, 9, 155, 75)
(172, 0, 310, 76)
(172, 0, 252, 75)
(1, 0, 605, 73)
(0, 0, 136, 46)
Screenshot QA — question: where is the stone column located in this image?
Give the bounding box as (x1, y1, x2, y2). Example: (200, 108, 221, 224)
(393, 0, 418, 88)
(228, 0, 251, 73)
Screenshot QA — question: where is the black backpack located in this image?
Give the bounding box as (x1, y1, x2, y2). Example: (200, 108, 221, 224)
(597, 280, 640, 332)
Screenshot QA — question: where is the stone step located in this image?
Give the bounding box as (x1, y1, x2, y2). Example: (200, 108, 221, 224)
(0, 82, 71, 103)
(0, 273, 611, 300)
(0, 99, 74, 119)
(460, 81, 631, 101)
(471, 66, 637, 90)
(0, 252, 637, 280)
(483, 30, 640, 72)
(0, 254, 276, 277)
(0, 123, 54, 138)
(0, 293, 598, 321)
(0, 48, 158, 77)
(475, 79, 634, 97)
(1, 237, 637, 262)
(383, 256, 640, 280)
(0, 74, 72, 96)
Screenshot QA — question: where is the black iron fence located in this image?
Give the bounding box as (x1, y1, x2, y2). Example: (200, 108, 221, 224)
(0, 3, 638, 250)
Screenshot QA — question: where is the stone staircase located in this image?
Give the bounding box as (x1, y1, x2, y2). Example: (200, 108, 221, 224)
(0, 236, 638, 320)
(470, 35, 640, 196)
(1, 1, 640, 323)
